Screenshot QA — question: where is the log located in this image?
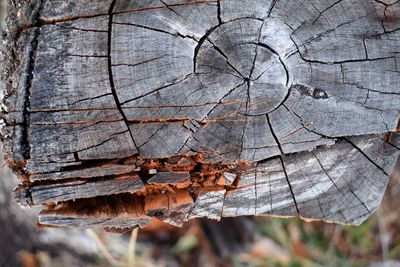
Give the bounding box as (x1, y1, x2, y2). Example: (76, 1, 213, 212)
(1, 0, 399, 230)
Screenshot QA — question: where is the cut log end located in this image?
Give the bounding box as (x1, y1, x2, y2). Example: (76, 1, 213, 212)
(1, 0, 400, 230)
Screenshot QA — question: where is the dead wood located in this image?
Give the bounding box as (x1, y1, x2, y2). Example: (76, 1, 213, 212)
(1, 0, 400, 230)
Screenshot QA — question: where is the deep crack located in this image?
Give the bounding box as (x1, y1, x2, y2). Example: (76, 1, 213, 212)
(107, 0, 140, 154)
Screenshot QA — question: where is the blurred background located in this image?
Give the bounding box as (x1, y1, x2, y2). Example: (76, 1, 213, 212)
(1, 1, 400, 267)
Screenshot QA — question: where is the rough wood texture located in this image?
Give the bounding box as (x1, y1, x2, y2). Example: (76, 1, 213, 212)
(1, 0, 399, 230)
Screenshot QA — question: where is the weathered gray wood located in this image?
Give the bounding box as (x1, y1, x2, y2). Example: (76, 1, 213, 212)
(147, 171, 191, 185)
(1, 0, 399, 230)
(29, 164, 140, 181)
(32, 135, 400, 228)
(15, 176, 145, 205)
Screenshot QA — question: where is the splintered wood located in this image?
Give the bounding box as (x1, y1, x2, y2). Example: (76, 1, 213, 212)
(1, 0, 400, 230)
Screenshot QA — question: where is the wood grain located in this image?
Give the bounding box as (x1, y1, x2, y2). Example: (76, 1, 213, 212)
(1, 0, 399, 230)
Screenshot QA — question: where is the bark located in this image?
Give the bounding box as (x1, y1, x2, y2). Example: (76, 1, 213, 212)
(1, 0, 400, 230)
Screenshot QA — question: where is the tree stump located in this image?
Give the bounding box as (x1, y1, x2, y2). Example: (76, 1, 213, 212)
(1, 0, 400, 230)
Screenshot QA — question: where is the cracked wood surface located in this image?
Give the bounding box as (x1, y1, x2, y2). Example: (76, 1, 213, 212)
(1, 0, 400, 230)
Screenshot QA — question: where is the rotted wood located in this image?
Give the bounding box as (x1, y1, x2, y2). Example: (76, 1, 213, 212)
(1, 0, 400, 230)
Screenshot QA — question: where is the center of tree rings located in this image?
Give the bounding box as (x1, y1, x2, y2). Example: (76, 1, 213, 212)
(195, 18, 289, 115)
